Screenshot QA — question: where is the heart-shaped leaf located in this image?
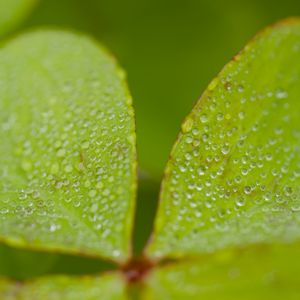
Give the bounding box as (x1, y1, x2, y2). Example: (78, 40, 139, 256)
(147, 18, 300, 258)
(0, 0, 37, 37)
(0, 273, 127, 299)
(0, 31, 137, 262)
(143, 244, 300, 299)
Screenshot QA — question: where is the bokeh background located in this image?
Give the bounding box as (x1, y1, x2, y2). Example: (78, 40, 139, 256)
(1, 0, 300, 278)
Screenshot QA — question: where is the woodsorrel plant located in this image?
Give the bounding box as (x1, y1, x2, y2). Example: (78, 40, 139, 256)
(0, 2, 300, 299)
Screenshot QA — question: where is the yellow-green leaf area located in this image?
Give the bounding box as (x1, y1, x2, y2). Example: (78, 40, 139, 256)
(0, 31, 137, 262)
(144, 244, 300, 299)
(147, 19, 300, 258)
(0, 273, 127, 300)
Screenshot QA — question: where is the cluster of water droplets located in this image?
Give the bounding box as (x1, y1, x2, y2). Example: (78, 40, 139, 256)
(0, 33, 136, 259)
(151, 30, 300, 257)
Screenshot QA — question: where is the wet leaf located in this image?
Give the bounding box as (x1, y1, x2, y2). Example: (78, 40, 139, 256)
(143, 244, 300, 299)
(0, 273, 127, 300)
(0, 0, 37, 37)
(147, 18, 300, 258)
(0, 31, 136, 262)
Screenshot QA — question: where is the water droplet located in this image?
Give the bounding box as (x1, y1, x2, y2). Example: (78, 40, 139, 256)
(275, 89, 288, 99)
(224, 81, 232, 91)
(238, 111, 245, 119)
(284, 186, 293, 196)
(49, 224, 58, 232)
(216, 113, 224, 121)
(200, 114, 208, 123)
(236, 197, 246, 207)
(244, 186, 252, 195)
(291, 204, 300, 212)
(197, 166, 205, 176)
(221, 145, 230, 155)
(0, 208, 9, 214)
(237, 84, 244, 93)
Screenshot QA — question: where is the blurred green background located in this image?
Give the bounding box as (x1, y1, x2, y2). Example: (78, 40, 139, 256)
(1, 0, 300, 278)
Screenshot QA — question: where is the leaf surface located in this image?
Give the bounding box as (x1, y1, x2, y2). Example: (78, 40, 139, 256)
(147, 19, 300, 258)
(143, 244, 300, 299)
(0, 273, 127, 300)
(0, 31, 137, 262)
(0, 0, 37, 37)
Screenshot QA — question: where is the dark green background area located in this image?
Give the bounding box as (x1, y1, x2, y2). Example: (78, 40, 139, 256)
(1, 0, 300, 278)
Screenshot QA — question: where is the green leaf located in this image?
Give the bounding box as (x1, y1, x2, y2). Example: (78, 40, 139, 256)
(0, 0, 37, 37)
(0, 243, 114, 280)
(0, 244, 57, 279)
(0, 273, 127, 299)
(147, 18, 300, 258)
(143, 244, 300, 299)
(0, 31, 137, 262)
